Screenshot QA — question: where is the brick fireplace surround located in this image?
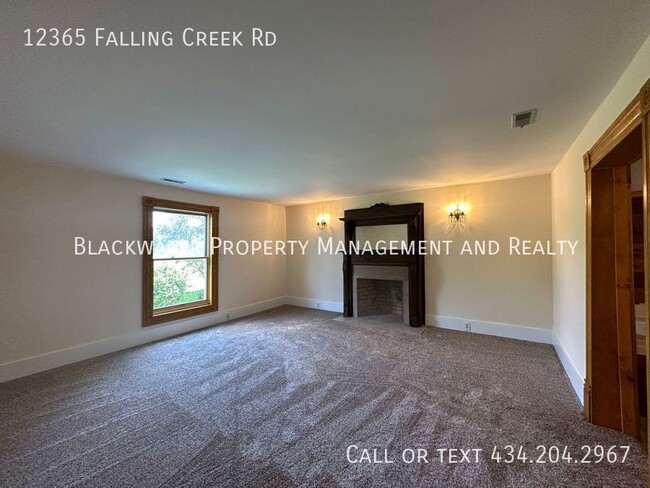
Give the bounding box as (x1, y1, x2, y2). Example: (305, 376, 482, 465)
(353, 265, 409, 324)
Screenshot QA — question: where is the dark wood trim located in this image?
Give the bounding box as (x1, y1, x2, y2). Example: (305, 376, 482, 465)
(350, 253, 413, 266)
(584, 169, 593, 420)
(142, 197, 154, 326)
(142, 196, 219, 327)
(612, 166, 639, 437)
(596, 126, 643, 169)
(588, 167, 622, 430)
(340, 203, 425, 326)
(142, 196, 220, 215)
(583, 81, 648, 171)
(340, 202, 424, 221)
(584, 77, 650, 440)
(641, 78, 650, 117)
(643, 102, 650, 437)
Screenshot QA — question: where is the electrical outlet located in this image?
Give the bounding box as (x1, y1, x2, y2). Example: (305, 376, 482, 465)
(464, 321, 471, 332)
(226, 313, 231, 320)
(317, 302, 322, 309)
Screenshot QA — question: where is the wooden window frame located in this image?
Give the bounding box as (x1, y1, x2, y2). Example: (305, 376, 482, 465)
(142, 196, 219, 327)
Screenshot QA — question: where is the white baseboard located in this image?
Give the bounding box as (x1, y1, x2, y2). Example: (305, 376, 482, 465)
(427, 314, 553, 344)
(0, 295, 584, 408)
(285, 296, 344, 313)
(0, 297, 286, 383)
(286, 300, 554, 345)
(552, 332, 584, 405)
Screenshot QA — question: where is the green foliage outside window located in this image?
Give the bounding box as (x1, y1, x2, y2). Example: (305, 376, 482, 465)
(153, 212, 208, 309)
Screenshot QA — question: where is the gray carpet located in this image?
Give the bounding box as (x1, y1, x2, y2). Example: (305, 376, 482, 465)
(0, 305, 646, 487)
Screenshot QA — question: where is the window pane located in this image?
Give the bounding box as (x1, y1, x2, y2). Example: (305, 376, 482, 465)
(153, 211, 207, 259)
(153, 259, 207, 309)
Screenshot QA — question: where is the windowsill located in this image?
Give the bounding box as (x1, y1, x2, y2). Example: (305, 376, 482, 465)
(143, 302, 218, 327)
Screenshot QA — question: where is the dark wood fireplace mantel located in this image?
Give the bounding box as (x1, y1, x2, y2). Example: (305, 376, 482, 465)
(340, 203, 425, 326)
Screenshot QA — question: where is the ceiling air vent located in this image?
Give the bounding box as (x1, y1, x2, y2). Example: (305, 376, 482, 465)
(160, 178, 186, 184)
(511, 109, 537, 129)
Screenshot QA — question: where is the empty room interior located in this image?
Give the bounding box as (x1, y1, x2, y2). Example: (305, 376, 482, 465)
(2, 1, 650, 487)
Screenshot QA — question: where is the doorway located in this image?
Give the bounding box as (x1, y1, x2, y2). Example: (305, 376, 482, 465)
(584, 79, 650, 442)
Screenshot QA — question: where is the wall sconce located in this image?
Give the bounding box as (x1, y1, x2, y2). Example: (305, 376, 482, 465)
(448, 203, 467, 227)
(316, 213, 330, 231)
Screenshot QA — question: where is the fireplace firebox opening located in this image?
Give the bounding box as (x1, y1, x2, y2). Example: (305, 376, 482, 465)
(357, 279, 403, 318)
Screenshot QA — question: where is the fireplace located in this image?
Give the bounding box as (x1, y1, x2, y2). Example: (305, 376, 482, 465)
(357, 280, 403, 316)
(340, 203, 425, 326)
(353, 265, 409, 323)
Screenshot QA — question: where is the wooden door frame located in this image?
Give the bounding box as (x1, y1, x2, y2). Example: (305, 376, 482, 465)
(584, 77, 650, 439)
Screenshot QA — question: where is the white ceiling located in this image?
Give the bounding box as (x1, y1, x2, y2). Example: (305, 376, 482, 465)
(1, 1, 649, 204)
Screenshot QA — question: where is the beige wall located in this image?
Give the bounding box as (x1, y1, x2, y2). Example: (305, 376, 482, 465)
(0, 158, 553, 376)
(11, 36, 649, 377)
(286, 175, 553, 330)
(551, 35, 650, 383)
(0, 158, 287, 366)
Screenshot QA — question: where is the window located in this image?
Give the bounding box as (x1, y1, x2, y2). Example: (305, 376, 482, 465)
(142, 197, 219, 326)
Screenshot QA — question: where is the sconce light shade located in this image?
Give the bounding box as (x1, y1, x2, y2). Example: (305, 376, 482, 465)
(448, 203, 467, 227)
(316, 214, 330, 230)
